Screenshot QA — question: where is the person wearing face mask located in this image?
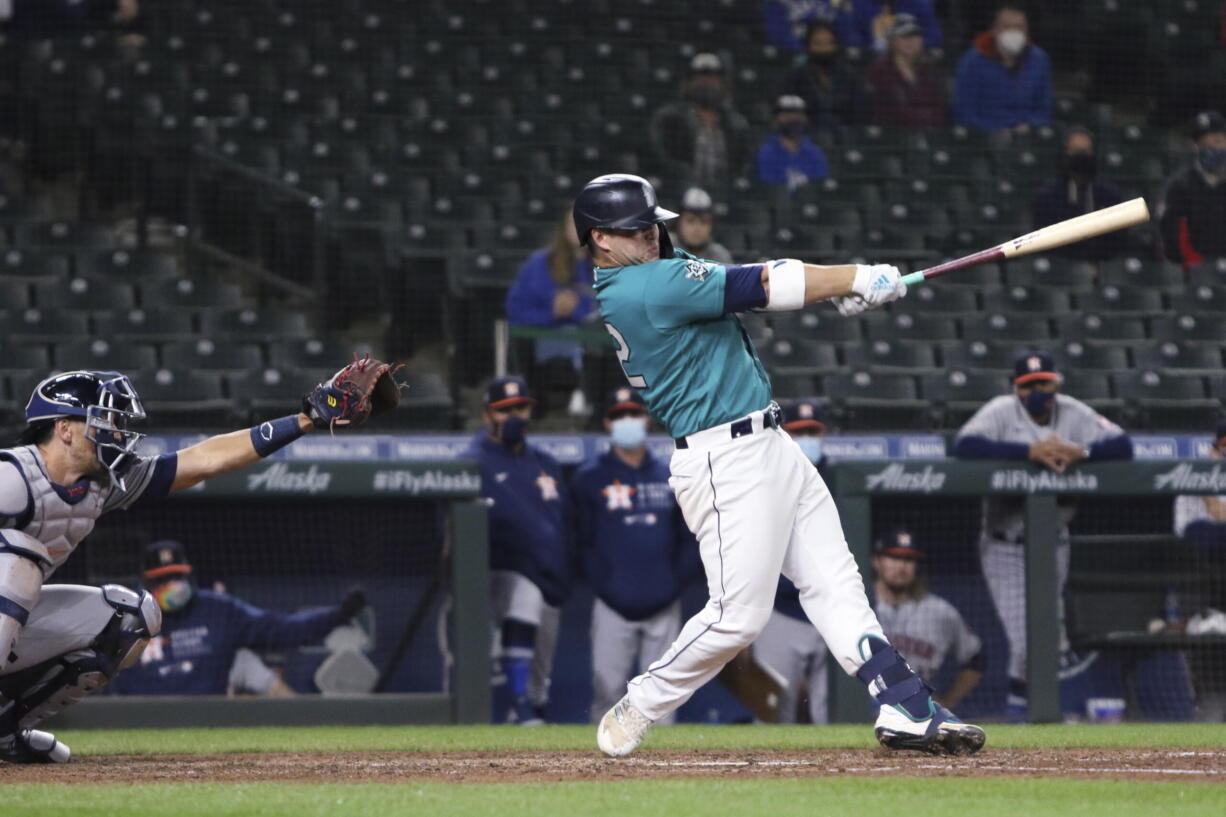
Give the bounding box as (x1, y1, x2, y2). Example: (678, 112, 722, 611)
(110, 540, 365, 696)
(463, 376, 571, 725)
(785, 20, 866, 133)
(756, 95, 830, 195)
(672, 187, 734, 265)
(648, 52, 751, 192)
(570, 388, 700, 725)
(953, 350, 1132, 721)
(751, 398, 833, 723)
(1030, 127, 1126, 262)
(867, 14, 948, 128)
(1159, 111, 1226, 268)
(953, 4, 1051, 136)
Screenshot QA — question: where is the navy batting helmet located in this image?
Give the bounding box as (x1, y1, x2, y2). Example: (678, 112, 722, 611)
(573, 174, 679, 258)
(24, 370, 147, 488)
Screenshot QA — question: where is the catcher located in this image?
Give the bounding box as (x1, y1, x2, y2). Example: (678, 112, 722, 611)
(0, 357, 401, 763)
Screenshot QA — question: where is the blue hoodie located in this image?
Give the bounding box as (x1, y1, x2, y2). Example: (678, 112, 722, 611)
(954, 32, 1052, 131)
(464, 431, 573, 606)
(110, 590, 344, 695)
(571, 448, 700, 621)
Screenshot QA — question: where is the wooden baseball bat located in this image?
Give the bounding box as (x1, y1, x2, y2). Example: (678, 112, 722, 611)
(899, 197, 1150, 286)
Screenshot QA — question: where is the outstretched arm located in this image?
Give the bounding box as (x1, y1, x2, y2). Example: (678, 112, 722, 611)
(170, 414, 314, 493)
(755, 260, 905, 315)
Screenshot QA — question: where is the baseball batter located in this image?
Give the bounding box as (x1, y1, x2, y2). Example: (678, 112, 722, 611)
(953, 350, 1132, 718)
(871, 528, 984, 709)
(574, 173, 985, 757)
(0, 362, 394, 763)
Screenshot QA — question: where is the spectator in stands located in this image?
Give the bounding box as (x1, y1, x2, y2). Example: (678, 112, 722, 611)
(649, 53, 752, 192)
(1031, 127, 1126, 261)
(1159, 111, 1226, 268)
(867, 14, 948, 128)
(953, 4, 1051, 137)
(571, 388, 699, 724)
(871, 528, 984, 710)
(1, 0, 139, 36)
(111, 541, 366, 695)
(953, 350, 1133, 721)
(464, 376, 571, 724)
(753, 399, 831, 723)
(761, 1, 853, 53)
(844, 0, 942, 53)
(785, 20, 866, 133)
(756, 95, 830, 195)
(1174, 420, 1226, 551)
(672, 187, 734, 264)
(505, 211, 596, 373)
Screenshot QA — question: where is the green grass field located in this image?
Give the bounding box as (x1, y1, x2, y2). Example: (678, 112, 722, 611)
(5, 725, 1225, 817)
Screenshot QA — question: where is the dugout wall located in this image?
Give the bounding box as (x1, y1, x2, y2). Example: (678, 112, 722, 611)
(49, 460, 490, 728)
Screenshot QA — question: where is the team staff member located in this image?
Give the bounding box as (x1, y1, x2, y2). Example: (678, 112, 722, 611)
(953, 350, 1132, 719)
(1175, 420, 1226, 550)
(575, 173, 985, 758)
(111, 541, 364, 695)
(753, 399, 831, 723)
(871, 529, 984, 710)
(463, 376, 571, 725)
(571, 388, 699, 724)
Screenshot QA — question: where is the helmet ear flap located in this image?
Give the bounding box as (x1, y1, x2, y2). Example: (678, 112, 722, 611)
(657, 223, 675, 260)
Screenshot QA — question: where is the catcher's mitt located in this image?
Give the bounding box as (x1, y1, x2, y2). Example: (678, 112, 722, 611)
(302, 354, 404, 431)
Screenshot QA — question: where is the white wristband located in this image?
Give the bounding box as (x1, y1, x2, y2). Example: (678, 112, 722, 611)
(763, 258, 806, 311)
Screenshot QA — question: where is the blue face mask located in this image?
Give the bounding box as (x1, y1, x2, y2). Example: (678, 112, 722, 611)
(796, 436, 823, 465)
(501, 415, 529, 447)
(610, 416, 648, 450)
(1198, 146, 1226, 174)
(1023, 389, 1055, 418)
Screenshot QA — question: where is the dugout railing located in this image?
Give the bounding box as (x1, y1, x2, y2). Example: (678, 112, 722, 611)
(828, 459, 1226, 724)
(50, 460, 491, 729)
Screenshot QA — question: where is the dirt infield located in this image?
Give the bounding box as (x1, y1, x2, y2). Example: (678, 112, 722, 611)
(4, 748, 1226, 784)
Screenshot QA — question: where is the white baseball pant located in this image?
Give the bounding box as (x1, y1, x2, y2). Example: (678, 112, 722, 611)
(753, 610, 829, 724)
(625, 421, 884, 722)
(590, 598, 681, 724)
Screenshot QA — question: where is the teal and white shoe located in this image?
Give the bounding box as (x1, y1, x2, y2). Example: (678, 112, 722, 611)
(874, 701, 986, 756)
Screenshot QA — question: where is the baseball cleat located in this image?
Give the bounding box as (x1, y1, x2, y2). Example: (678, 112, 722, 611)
(874, 702, 986, 756)
(596, 695, 653, 757)
(508, 695, 544, 727)
(0, 729, 72, 764)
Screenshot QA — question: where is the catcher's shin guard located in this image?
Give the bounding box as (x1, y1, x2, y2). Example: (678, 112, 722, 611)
(0, 584, 160, 729)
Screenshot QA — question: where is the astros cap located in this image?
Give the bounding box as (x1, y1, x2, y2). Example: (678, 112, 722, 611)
(1013, 350, 1060, 385)
(781, 398, 828, 432)
(606, 386, 647, 418)
(873, 527, 924, 559)
(485, 375, 537, 410)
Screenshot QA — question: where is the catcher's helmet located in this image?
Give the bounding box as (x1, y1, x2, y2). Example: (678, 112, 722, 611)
(573, 174, 679, 258)
(24, 370, 147, 488)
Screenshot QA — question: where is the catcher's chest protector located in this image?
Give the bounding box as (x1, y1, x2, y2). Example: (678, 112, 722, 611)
(1, 447, 107, 576)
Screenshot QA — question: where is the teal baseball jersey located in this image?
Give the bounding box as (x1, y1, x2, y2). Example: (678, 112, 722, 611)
(594, 250, 772, 438)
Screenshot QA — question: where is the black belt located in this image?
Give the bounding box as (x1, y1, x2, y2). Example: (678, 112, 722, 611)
(674, 403, 782, 450)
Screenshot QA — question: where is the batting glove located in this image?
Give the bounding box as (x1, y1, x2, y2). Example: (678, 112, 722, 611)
(831, 264, 907, 316)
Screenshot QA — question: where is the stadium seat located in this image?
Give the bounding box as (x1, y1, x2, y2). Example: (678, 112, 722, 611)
(1112, 370, 1219, 430)
(0, 342, 51, 373)
(822, 371, 927, 430)
(34, 277, 136, 311)
(0, 249, 71, 278)
(130, 368, 233, 428)
(1007, 257, 1098, 291)
(1078, 286, 1165, 314)
(389, 371, 455, 429)
(1057, 341, 1132, 371)
(54, 339, 157, 372)
(228, 367, 306, 420)
(0, 278, 32, 310)
(899, 284, 979, 314)
(874, 312, 959, 342)
(163, 339, 264, 372)
(200, 308, 310, 341)
(95, 308, 195, 340)
(76, 249, 179, 282)
(1053, 314, 1146, 343)
(941, 340, 1022, 373)
(1169, 285, 1226, 315)
(1136, 342, 1222, 374)
(921, 369, 1005, 426)
(845, 339, 939, 372)
(269, 338, 376, 370)
(1099, 256, 1186, 294)
(1150, 314, 1226, 343)
(12, 222, 117, 250)
(143, 276, 247, 310)
(7, 308, 92, 343)
(962, 313, 1053, 343)
(770, 374, 822, 399)
(758, 337, 841, 375)
(984, 286, 1073, 314)
(770, 310, 861, 343)
(1059, 371, 1124, 420)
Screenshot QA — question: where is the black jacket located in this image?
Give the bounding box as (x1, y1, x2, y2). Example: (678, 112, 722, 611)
(1159, 165, 1226, 264)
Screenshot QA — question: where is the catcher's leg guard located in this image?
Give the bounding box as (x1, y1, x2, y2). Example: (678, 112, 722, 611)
(0, 545, 49, 674)
(0, 584, 160, 731)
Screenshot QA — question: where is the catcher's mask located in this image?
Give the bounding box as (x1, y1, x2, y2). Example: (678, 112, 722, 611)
(25, 370, 147, 490)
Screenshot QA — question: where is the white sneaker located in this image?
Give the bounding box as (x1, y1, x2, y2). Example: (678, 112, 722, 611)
(874, 702, 986, 756)
(596, 695, 653, 757)
(0, 729, 72, 764)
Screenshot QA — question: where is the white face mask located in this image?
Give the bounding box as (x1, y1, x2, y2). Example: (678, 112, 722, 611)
(610, 416, 648, 450)
(996, 28, 1026, 57)
(796, 437, 823, 465)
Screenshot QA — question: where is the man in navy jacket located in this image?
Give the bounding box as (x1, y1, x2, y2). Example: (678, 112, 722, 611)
(464, 376, 572, 724)
(111, 541, 364, 695)
(571, 388, 699, 723)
